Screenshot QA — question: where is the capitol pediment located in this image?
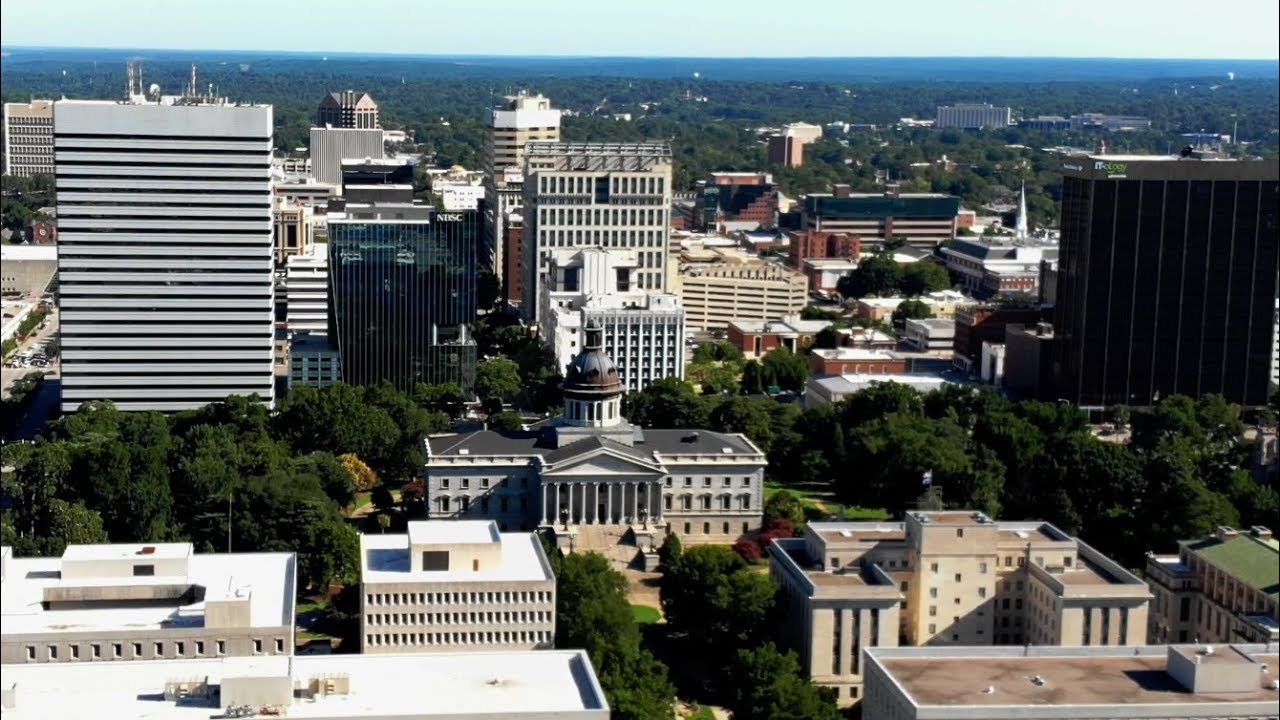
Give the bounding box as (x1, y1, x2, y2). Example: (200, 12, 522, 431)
(541, 438, 665, 477)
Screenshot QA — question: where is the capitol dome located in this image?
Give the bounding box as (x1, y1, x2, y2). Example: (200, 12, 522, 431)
(563, 325, 622, 398)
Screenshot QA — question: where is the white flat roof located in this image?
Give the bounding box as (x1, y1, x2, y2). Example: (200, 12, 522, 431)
(0, 244, 57, 261)
(1, 551, 294, 635)
(407, 520, 500, 546)
(361, 531, 553, 585)
(0, 650, 608, 719)
(812, 348, 897, 360)
(61, 542, 193, 563)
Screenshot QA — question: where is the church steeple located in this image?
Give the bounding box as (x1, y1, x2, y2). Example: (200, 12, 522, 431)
(561, 324, 624, 428)
(1015, 182, 1029, 240)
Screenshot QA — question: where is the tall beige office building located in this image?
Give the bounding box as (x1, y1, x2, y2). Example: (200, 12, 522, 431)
(521, 142, 673, 321)
(2, 100, 54, 177)
(768, 512, 1151, 705)
(483, 93, 561, 278)
(359, 521, 556, 654)
(676, 246, 808, 331)
(1, 544, 296, 664)
(1146, 525, 1277, 646)
(862, 643, 1280, 720)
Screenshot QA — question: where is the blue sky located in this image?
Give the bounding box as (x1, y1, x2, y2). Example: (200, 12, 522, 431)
(2, 0, 1277, 59)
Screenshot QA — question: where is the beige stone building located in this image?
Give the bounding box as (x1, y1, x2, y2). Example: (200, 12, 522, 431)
(3, 100, 54, 177)
(676, 246, 807, 332)
(863, 643, 1280, 720)
(1147, 525, 1278, 646)
(522, 142, 674, 320)
(359, 520, 556, 654)
(768, 512, 1151, 705)
(0, 543, 296, 664)
(483, 93, 561, 277)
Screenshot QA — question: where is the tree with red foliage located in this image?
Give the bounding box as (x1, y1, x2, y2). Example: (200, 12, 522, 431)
(733, 538, 763, 563)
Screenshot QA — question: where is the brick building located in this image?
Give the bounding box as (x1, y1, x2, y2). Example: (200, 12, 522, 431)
(952, 304, 1045, 373)
(809, 348, 907, 376)
(767, 135, 804, 167)
(727, 316, 832, 358)
(694, 173, 779, 231)
(788, 230, 861, 268)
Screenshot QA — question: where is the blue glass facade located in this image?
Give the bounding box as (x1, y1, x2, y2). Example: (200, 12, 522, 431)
(328, 210, 480, 393)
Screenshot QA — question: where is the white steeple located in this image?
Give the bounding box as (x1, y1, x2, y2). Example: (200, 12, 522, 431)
(1015, 182, 1029, 240)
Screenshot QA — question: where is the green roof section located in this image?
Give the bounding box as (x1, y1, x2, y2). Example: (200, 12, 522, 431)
(1182, 533, 1280, 598)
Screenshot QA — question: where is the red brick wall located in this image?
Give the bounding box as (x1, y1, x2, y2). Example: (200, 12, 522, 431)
(810, 354, 908, 375)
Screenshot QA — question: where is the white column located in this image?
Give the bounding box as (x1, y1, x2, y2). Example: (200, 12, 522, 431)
(592, 484, 599, 524)
(607, 483, 614, 523)
(631, 482, 639, 523)
(552, 482, 560, 525)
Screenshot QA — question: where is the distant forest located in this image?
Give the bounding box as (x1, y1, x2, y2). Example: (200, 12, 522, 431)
(3, 52, 1276, 228)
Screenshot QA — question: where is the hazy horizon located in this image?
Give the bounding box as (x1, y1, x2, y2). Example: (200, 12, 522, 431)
(1, 0, 1277, 60)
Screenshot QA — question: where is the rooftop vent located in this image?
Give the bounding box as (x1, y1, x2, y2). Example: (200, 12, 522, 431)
(139, 546, 156, 555)
(1250, 526, 1273, 540)
(459, 448, 470, 455)
(1031, 675, 1046, 686)
(983, 686, 996, 694)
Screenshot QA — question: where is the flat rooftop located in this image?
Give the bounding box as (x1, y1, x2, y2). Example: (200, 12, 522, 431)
(0, 650, 608, 719)
(1, 548, 294, 635)
(361, 530, 553, 585)
(1182, 532, 1279, 598)
(871, 646, 1280, 711)
(407, 520, 501, 546)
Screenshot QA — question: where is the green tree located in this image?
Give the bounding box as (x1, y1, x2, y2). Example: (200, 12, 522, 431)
(891, 298, 934, 326)
(741, 360, 767, 394)
(413, 382, 467, 418)
(836, 252, 901, 298)
(726, 643, 841, 720)
(657, 532, 683, 568)
(623, 377, 710, 428)
(474, 356, 522, 408)
(899, 261, 951, 295)
(763, 490, 806, 528)
(487, 410, 526, 432)
(760, 347, 808, 393)
(660, 545, 777, 658)
(709, 396, 776, 450)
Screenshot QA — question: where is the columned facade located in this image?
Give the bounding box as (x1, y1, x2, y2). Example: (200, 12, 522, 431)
(541, 480, 663, 527)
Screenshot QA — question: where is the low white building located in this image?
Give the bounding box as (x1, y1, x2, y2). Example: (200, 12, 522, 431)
(437, 182, 486, 212)
(805, 373, 952, 407)
(539, 247, 685, 392)
(0, 649, 609, 719)
(903, 318, 955, 352)
(1, 543, 295, 665)
(359, 521, 556, 654)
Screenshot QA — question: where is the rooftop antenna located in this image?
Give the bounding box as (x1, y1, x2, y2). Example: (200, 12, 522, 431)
(188, 64, 197, 98)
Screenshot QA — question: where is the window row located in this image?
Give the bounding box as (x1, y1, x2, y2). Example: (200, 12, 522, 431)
(664, 493, 752, 511)
(665, 476, 754, 488)
(680, 521, 752, 536)
(368, 610, 551, 626)
(367, 630, 551, 647)
(367, 590, 551, 606)
(438, 476, 529, 490)
(23, 637, 283, 662)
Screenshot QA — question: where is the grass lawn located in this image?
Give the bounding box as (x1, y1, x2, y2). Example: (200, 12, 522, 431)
(631, 604, 662, 624)
(685, 705, 716, 720)
(350, 493, 372, 512)
(764, 480, 889, 521)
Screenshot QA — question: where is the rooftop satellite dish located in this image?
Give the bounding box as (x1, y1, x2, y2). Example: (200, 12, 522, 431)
(148, 83, 161, 97)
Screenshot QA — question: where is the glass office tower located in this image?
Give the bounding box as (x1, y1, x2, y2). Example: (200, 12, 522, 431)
(328, 208, 479, 393)
(1054, 154, 1278, 408)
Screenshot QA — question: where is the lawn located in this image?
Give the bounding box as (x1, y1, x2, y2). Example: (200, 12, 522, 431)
(765, 480, 889, 521)
(631, 604, 662, 624)
(349, 492, 372, 512)
(684, 705, 716, 720)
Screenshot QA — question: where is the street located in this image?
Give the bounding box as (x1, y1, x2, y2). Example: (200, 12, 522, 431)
(1, 309, 59, 399)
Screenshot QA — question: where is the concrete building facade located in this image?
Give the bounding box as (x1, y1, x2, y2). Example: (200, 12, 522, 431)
(3, 100, 55, 177)
(521, 142, 673, 320)
(1, 543, 295, 665)
(309, 127, 384, 186)
(358, 521, 556, 654)
(1145, 525, 1278, 646)
(801, 189, 961, 249)
(767, 134, 804, 167)
(484, 93, 561, 275)
(539, 247, 685, 392)
(935, 103, 1012, 129)
(677, 247, 807, 332)
(768, 513, 1151, 705)
(53, 99, 275, 413)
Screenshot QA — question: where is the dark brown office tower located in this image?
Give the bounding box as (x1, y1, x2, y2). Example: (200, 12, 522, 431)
(1053, 153, 1279, 408)
(316, 90, 380, 129)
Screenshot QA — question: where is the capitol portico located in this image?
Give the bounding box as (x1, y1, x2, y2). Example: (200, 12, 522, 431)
(423, 326, 766, 543)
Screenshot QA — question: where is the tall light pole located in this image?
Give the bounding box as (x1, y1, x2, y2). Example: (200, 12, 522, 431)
(1230, 114, 1238, 146)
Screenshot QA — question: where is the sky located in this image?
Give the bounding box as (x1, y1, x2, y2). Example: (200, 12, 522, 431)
(1, 0, 1277, 59)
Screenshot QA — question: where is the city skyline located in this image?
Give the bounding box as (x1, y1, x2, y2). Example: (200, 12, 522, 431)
(2, 0, 1278, 60)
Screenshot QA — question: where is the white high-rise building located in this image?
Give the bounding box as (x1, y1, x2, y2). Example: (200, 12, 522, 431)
(54, 99, 275, 413)
(522, 142, 673, 321)
(285, 242, 328, 337)
(3, 100, 55, 177)
(309, 126, 384, 186)
(483, 93, 561, 276)
(539, 247, 685, 392)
